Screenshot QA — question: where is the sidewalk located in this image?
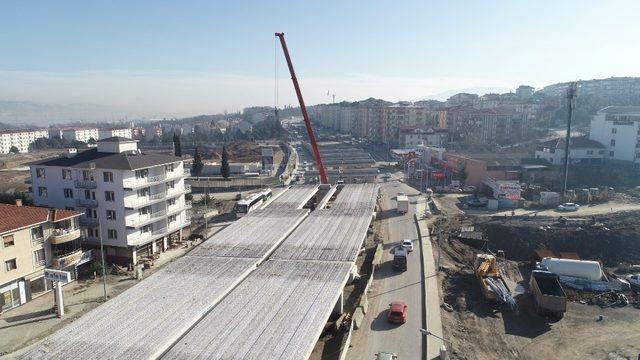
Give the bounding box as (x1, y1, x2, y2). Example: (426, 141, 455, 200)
(416, 198, 445, 360)
(0, 227, 223, 357)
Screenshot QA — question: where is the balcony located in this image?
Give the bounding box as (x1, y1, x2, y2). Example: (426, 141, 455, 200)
(51, 249, 83, 269)
(124, 193, 167, 209)
(126, 210, 167, 227)
(152, 226, 168, 236)
(76, 198, 99, 208)
(50, 228, 81, 244)
(79, 217, 99, 227)
(123, 173, 167, 189)
(75, 179, 97, 189)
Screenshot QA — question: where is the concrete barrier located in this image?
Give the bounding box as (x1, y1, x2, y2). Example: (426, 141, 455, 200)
(338, 319, 354, 360)
(352, 307, 365, 330)
(372, 244, 384, 270)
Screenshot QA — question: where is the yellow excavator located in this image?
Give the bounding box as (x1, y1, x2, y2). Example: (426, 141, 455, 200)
(474, 254, 517, 311)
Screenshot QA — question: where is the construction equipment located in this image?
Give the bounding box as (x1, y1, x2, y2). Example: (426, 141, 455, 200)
(474, 254, 517, 311)
(275, 32, 328, 184)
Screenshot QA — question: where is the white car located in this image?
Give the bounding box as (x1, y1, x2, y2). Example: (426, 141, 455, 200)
(557, 202, 580, 212)
(626, 274, 640, 288)
(402, 239, 414, 252)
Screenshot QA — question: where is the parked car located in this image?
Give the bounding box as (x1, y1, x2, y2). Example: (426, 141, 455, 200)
(626, 274, 640, 288)
(402, 239, 414, 252)
(557, 202, 580, 212)
(387, 300, 407, 324)
(375, 352, 398, 360)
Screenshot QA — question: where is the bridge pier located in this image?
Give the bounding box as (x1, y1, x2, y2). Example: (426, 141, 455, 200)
(333, 290, 344, 315)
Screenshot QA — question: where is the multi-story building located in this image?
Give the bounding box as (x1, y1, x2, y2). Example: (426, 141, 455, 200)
(535, 137, 605, 165)
(0, 129, 49, 153)
(29, 137, 191, 266)
(98, 127, 133, 140)
(382, 103, 439, 145)
(446, 93, 480, 107)
(398, 127, 448, 148)
(1, 203, 84, 313)
(61, 128, 99, 143)
(439, 106, 530, 147)
(589, 106, 640, 163)
(540, 77, 640, 98)
(516, 85, 535, 99)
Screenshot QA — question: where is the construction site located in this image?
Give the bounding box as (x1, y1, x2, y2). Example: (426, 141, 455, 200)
(18, 183, 379, 359)
(430, 195, 640, 360)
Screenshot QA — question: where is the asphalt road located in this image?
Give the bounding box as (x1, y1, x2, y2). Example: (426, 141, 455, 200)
(352, 172, 424, 359)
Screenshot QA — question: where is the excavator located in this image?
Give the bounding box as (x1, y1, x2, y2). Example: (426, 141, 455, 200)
(474, 254, 517, 311)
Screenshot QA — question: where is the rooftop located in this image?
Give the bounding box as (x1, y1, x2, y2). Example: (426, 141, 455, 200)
(97, 136, 136, 143)
(30, 148, 181, 170)
(0, 204, 80, 234)
(598, 105, 640, 115)
(538, 136, 605, 149)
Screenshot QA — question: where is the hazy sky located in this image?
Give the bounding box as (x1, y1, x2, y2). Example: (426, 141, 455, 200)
(1, 0, 639, 118)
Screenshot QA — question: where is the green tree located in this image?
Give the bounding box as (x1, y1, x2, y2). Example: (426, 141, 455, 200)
(9, 146, 19, 154)
(173, 133, 182, 157)
(192, 145, 204, 176)
(221, 146, 230, 180)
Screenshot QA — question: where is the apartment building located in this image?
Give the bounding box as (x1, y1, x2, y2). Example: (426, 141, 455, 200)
(589, 106, 640, 163)
(0, 203, 83, 313)
(382, 103, 439, 145)
(540, 77, 640, 98)
(61, 128, 100, 143)
(439, 106, 530, 146)
(0, 129, 49, 154)
(98, 127, 133, 140)
(30, 137, 191, 266)
(398, 128, 448, 148)
(535, 137, 605, 165)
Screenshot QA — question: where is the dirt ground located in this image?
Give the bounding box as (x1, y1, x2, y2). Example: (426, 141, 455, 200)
(433, 213, 640, 360)
(0, 150, 62, 194)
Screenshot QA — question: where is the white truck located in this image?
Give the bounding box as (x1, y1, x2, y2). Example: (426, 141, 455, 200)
(396, 194, 409, 214)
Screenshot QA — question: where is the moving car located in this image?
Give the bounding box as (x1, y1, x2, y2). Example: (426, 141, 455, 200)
(557, 202, 580, 212)
(402, 239, 414, 252)
(393, 248, 408, 271)
(387, 300, 407, 324)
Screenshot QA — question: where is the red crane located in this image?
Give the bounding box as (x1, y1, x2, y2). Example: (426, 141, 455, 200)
(275, 32, 329, 184)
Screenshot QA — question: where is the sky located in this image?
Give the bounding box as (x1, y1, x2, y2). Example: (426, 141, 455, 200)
(1, 0, 639, 120)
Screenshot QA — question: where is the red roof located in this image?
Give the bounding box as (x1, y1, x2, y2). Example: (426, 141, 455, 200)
(0, 204, 80, 234)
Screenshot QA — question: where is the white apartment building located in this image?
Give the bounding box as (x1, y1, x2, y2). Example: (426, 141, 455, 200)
(589, 106, 640, 163)
(535, 137, 605, 165)
(0, 129, 49, 154)
(98, 127, 133, 140)
(29, 137, 191, 265)
(61, 128, 99, 143)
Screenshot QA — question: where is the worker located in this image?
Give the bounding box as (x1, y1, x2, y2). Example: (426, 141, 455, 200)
(511, 210, 515, 217)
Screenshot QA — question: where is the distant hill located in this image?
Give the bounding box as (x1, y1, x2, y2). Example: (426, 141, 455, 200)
(0, 100, 131, 126)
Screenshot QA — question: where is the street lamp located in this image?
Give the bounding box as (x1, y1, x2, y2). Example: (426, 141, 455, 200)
(420, 328, 450, 360)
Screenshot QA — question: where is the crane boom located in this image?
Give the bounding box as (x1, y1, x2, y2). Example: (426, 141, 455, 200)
(275, 32, 328, 184)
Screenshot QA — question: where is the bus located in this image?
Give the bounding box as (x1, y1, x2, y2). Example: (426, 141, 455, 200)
(234, 188, 273, 217)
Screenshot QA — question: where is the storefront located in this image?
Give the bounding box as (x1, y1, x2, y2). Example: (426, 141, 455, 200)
(0, 280, 25, 313)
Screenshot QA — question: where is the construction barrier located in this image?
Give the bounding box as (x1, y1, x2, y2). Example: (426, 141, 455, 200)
(338, 319, 355, 360)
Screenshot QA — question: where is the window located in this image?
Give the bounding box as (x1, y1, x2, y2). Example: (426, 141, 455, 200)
(3, 235, 14, 247)
(610, 139, 616, 147)
(610, 151, 615, 157)
(168, 215, 177, 223)
(599, 150, 605, 155)
(135, 169, 149, 179)
(586, 150, 593, 155)
(31, 226, 43, 240)
(167, 198, 176, 206)
(165, 181, 175, 190)
(36, 168, 45, 178)
(87, 227, 98, 238)
(62, 169, 72, 180)
(64, 188, 74, 198)
(165, 163, 175, 172)
(86, 209, 97, 218)
(612, 128, 617, 134)
(103, 171, 114, 182)
(82, 170, 94, 181)
(38, 187, 48, 198)
(33, 249, 45, 266)
(139, 206, 151, 215)
(107, 229, 117, 239)
(141, 225, 152, 234)
(106, 210, 116, 220)
(105, 191, 115, 202)
(137, 188, 150, 197)
(5, 259, 17, 272)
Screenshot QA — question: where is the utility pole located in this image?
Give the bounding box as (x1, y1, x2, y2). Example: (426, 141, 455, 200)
(562, 82, 577, 202)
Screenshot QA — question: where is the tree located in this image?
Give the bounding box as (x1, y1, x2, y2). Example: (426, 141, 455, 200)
(221, 146, 230, 180)
(192, 145, 204, 176)
(173, 133, 182, 157)
(9, 146, 19, 154)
